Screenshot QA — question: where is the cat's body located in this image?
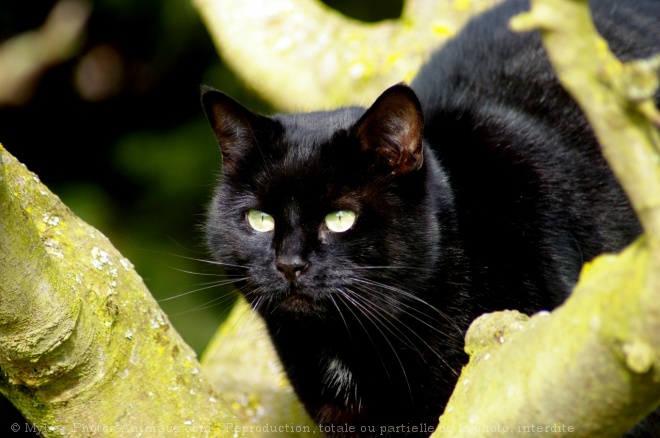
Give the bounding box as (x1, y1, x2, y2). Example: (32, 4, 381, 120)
(202, 0, 660, 436)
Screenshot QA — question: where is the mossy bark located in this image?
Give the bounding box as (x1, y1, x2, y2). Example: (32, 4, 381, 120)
(434, 239, 660, 437)
(192, 0, 503, 111)
(0, 144, 239, 436)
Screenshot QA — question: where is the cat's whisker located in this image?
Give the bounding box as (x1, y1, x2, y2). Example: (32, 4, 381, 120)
(167, 292, 238, 317)
(337, 288, 413, 399)
(168, 267, 248, 278)
(329, 294, 353, 344)
(350, 283, 459, 376)
(334, 291, 393, 382)
(251, 293, 266, 314)
(130, 248, 250, 270)
(250, 285, 280, 315)
(351, 277, 464, 336)
(345, 285, 463, 380)
(157, 278, 248, 302)
(164, 253, 250, 270)
(203, 288, 267, 375)
(351, 280, 456, 339)
(188, 277, 249, 287)
(339, 287, 422, 357)
(194, 260, 250, 270)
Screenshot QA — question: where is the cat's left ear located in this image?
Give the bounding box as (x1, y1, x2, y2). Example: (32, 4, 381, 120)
(201, 85, 273, 173)
(354, 84, 424, 175)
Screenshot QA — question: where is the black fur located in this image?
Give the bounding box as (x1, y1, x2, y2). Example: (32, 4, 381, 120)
(201, 0, 659, 436)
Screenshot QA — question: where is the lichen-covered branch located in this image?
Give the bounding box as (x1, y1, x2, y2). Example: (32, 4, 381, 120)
(0, 144, 238, 436)
(192, 0, 502, 111)
(434, 239, 660, 437)
(200, 299, 316, 437)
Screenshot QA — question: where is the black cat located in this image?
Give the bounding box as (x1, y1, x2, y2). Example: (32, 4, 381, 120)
(201, 0, 660, 436)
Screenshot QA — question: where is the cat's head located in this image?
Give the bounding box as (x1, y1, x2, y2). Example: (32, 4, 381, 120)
(202, 84, 447, 319)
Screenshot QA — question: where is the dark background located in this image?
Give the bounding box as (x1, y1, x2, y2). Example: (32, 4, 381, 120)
(0, 0, 402, 428)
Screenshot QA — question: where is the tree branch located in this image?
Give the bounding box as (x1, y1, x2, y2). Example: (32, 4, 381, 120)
(435, 239, 660, 437)
(201, 299, 315, 436)
(0, 144, 238, 436)
(192, 0, 502, 111)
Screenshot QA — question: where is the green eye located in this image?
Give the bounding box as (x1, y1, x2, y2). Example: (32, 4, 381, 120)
(247, 209, 275, 232)
(324, 210, 356, 233)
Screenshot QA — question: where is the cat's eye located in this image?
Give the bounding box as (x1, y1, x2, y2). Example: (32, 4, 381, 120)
(324, 210, 356, 233)
(247, 209, 275, 232)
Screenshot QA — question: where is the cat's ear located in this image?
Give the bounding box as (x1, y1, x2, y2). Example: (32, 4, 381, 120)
(201, 86, 272, 172)
(354, 84, 424, 175)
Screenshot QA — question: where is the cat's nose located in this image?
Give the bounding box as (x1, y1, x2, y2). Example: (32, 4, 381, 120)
(276, 255, 309, 283)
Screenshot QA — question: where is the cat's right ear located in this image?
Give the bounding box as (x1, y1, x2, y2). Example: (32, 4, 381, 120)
(354, 84, 424, 176)
(201, 86, 270, 173)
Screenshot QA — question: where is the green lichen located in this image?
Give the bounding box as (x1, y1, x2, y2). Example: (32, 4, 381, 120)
(436, 240, 660, 438)
(0, 144, 240, 437)
(622, 340, 656, 374)
(194, 0, 504, 111)
(464, 310, 530, 358)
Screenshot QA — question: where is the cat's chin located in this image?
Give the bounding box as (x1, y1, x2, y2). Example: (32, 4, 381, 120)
(276, 287, 327, 315)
